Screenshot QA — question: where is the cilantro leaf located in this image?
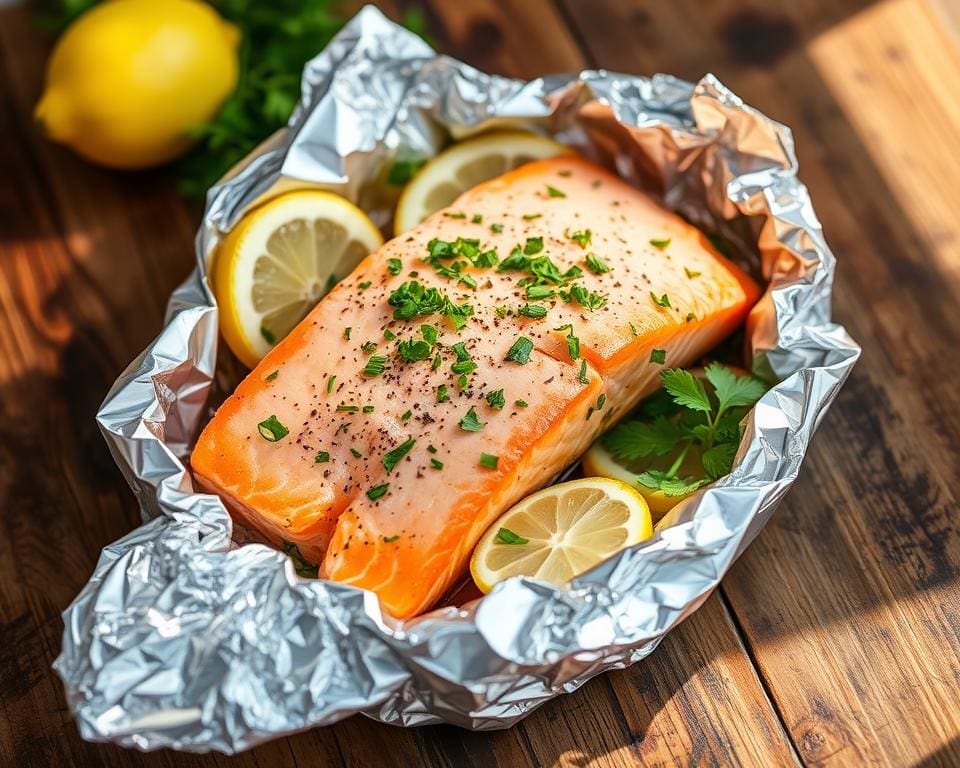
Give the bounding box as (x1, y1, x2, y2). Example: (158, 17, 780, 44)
(661, 368, 711, 413)
(603, 416, 681, 459)
(704, 362, 766, 413)
(701, 442, 737, 479)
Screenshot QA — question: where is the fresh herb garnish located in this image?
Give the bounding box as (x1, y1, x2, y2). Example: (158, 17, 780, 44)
(526, 285, 557, 300)
(350, 447, 362, 459)
(257, 415, 288, 442)
(383, 535, 401, 543)
(336, 404, 359, 413)
(343, 327, 351, 340)
(367, 484, 390, 501)
(523, 236, 544, 255)
(387, 158, 426, 186)
(282, 540, 318, 578)
(490, 223, 504, 233)
(553, 324, 580, 360)
(265, 369, 279, 381)
(382, 438, 416, 474)
(444, 212, 467, 219)
(686, 313, 696, 322)
(479, 453, 499, 469)
(515, 399, 528, 408)
(314, 450, 329, 463)
(363, 405, 375, 413)
(430, 458, 444, 470)
(650, 348, 667, 364)
(436, 384, 450, 402)
(684, 267, 701, 278)
(471, 214, 483, 224)
(496, 527, 529, 545)
(485, 389, 505, 409)
(650, 292, 671, 308)
(567, 229, 591, 249)
(384, 329, 396, 340)
(397, 339, 432, 362)
(578, 359, 589, 384)
(505, 336, 534, 364)
(358, 280, 372, 290)
(387, 258, 403, 276)
(568, 284, 607, 311)
(522, 213, 542, 220)
(361, 341, 378, 354)
(459, 407, 484, 432)
(363, 355, 387, 376)
(629, 322, 638, 337)
(602, 363, 766, 497)
(596, 394, 606, 410)
(546, 185, 566, 198)
(585, 253, 611, 274)
(427, 445, 437, 454)
(649, 237, 671, 250)
(421, 324, 439, 345)
(401, 410, 412, 422)
(327, 374, 336, 393)
(518, 303, 548, 318)
(261, 326, 276, 345)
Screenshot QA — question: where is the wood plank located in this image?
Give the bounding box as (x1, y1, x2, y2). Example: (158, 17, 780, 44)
(558, 0, 960, 765)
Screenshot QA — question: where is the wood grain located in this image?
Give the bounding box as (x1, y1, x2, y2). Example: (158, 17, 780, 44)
(0, 0, 958, 765)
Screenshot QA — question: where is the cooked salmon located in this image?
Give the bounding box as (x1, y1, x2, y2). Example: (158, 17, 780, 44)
(191, 156, 760, 618)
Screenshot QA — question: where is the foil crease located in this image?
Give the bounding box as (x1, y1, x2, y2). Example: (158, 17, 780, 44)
(54, 5, 861, 753)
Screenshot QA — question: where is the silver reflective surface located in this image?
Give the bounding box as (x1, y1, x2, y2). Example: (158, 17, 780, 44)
(54, 6, 860, 754)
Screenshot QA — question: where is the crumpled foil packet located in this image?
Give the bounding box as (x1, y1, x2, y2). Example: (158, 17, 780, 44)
(54, 5, 860, 754)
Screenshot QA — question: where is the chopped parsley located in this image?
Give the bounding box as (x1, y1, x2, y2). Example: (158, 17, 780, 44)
(265, 369, 279, 381)
(431, 353, 442, 370)
(260, 326, 276, 345)
(471, 214, 483, 224)
(649, 237, 671, 250)
(526, 285, 556, 300)
(430, 458, 444, 470)
(522, 212, 542, 220)
(459, 407, 484, 432)
(387, 158, 425, 185)
(567, 229, 592, 249)
(444, 212, 466, 219)
(650, 348, 667, 364)
(490, 223, 504, 233)
(629, 322, 638, 337)
(336, 404, 359, 413)
(366, 484, 389, 501)
(496, 527, 529, 545)
(684, 267, 701, 278)
(505, 336, 534, 364)
(585, 253, 611, 274)
(578, 359, 589, 384)
(314, 450, 329, 463)
(518, 303, 547, 318)
(384, 329, 396, 340)
(554, 324, 580, 360)
(387, 258, 403, 276)
(361, 340, 378, 353)
(427, 445, 437, 454)
(350, 447, 362, 459)
(597, 394, 607, 410)
(383, 535, 401, 543)
(546, 185, 566, 198)
(515, 399, 528, 408)
(436, 384, 450, 402)
(401, 410, 412, 422)
(650, 292, 671, 308)
(327, 375, 336, 393)
(523, 236, 544, 255)
(485, 389, 505, 409)
(363, 405, 375, 413)
(397, 338, 432, 362)
(257, 415, 288, 442)
(358, 280, 372, 290)
(282, 541, 318, 578)
(363, 355, 387, 376)
(382, 438, 416, 474)
(568, 283, 607, 311)
(343, 327, 351, 340)
(479, 453, 499, 469)
(686, 312, 696, 322)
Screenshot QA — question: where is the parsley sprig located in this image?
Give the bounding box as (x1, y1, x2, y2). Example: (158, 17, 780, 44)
(602, 363, 766, 497)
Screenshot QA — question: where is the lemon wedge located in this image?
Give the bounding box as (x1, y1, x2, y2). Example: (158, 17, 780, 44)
(394, 131, 570, 235)
(581, 440, 704, 522)
(213, 190, 383, 368)
(470, 478, 652, 593)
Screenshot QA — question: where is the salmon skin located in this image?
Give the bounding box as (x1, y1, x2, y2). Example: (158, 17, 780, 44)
(192, 156, 760, 618)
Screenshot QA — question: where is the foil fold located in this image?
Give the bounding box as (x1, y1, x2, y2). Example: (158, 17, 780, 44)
(54, 5, 860, 753)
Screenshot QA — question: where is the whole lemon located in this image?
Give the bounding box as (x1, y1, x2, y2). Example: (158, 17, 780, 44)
(35, 0, 240, 169)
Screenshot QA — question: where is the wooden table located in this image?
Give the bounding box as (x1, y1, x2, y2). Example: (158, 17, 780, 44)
(2, 0, 959, 765)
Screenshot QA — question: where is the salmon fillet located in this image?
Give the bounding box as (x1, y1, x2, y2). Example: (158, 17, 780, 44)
(191, 156, 760, 618)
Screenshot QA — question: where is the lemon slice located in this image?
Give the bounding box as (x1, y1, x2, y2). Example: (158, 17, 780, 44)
(213, 190, 383, 368)
(394, 131, 570, 235)
(470, 478, 652, 593)
(581, 440, 704, 522)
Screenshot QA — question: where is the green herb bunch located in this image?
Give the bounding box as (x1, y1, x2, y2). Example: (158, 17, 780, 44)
(38, 0, 427, 196)
(602, 363, 767, 497)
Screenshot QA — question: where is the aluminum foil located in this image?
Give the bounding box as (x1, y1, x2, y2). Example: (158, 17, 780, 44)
(54, 5, 861, 754)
